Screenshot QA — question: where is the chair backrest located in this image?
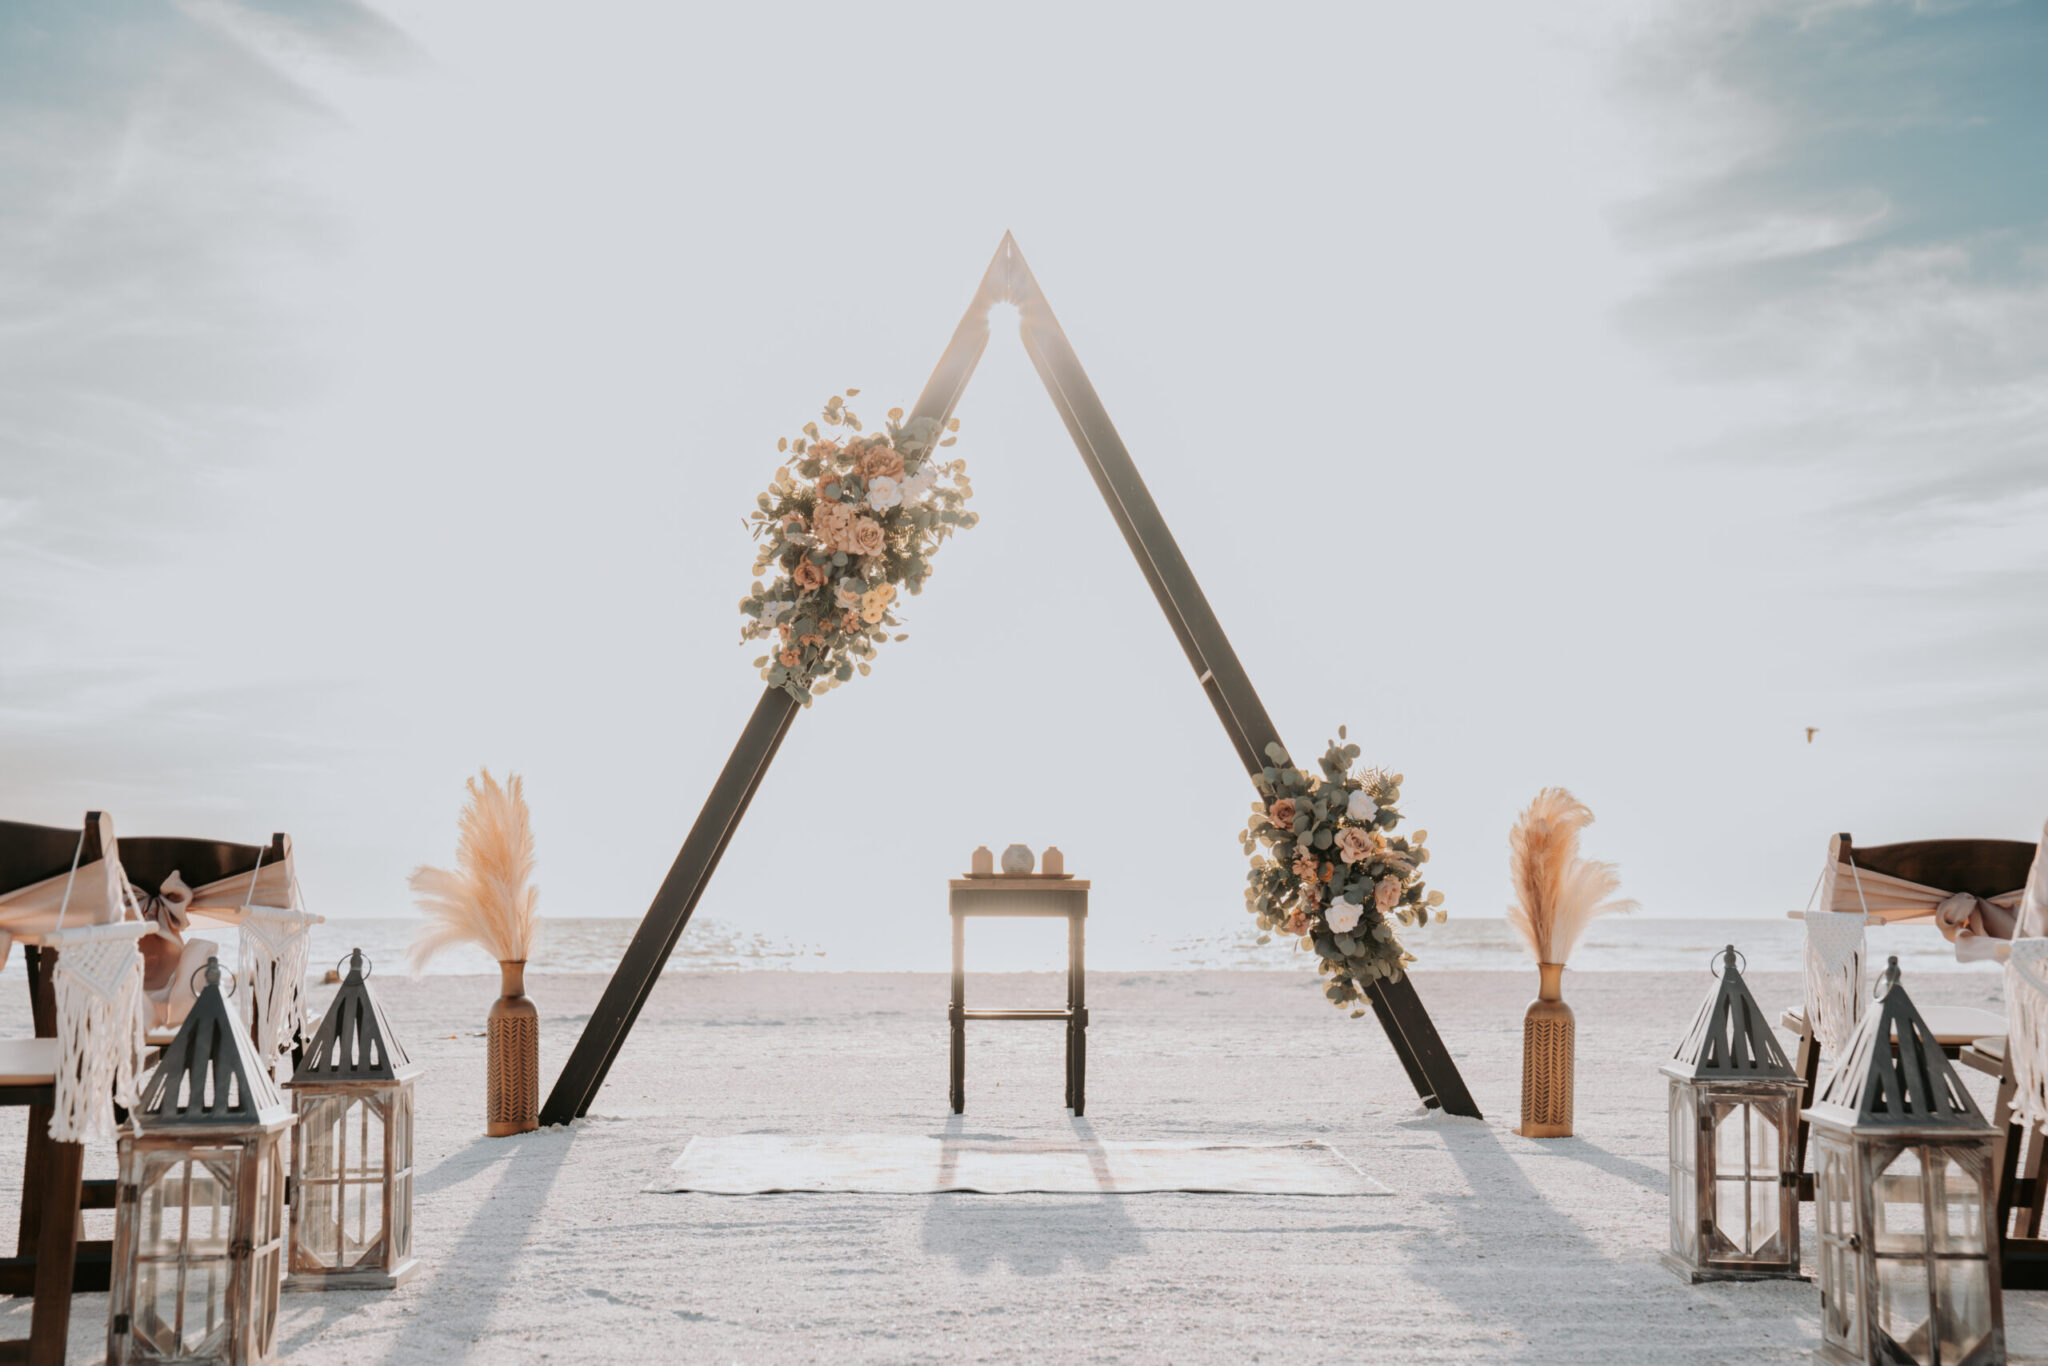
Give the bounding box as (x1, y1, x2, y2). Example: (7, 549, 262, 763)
(118, 832, 290, 897)
(0, 813, 109, 897)
(1835, 833, 2038, 900)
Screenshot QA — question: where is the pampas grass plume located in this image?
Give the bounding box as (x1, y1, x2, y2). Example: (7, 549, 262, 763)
(1506, 787, 1635, 966)
(408, 768, 540, 970)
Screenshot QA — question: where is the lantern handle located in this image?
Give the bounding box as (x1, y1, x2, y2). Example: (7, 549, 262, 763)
(189, 958, 237, 999)
(337, 949, 372, 981)
(1711, 945, 1746, 978)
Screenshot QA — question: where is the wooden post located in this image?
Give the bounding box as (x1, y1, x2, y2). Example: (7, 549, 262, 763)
(950, 912, 966, 1115)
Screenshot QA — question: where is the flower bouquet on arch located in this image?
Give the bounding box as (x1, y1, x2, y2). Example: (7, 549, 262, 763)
(1239, 728, 1443, 1013)
(739, 391, 977, 704)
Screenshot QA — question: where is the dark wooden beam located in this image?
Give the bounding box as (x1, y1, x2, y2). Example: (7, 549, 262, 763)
(540, 234, 1480, 1122)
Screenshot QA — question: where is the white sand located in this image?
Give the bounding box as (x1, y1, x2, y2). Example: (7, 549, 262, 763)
(4, 967, 2042, 1364)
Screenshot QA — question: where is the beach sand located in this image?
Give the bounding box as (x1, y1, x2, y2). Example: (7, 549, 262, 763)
(4, 967, 2041, 1364)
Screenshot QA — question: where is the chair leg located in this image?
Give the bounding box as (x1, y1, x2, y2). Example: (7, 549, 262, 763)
(16, 1104, 53, 1262)
(2021, 1122, 2046, 1240)
(1792, 1023, 1820, 1193)
(27, 1137, 82, 1366)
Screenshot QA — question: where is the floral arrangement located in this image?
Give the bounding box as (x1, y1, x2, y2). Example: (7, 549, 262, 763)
(739, 390, 976, 703)
(1240, 729, 1444, 1013)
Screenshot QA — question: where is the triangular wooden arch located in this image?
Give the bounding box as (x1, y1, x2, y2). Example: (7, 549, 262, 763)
(540, 235, 1480, 1125)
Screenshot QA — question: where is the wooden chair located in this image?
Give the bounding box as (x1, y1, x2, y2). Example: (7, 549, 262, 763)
(1782, 833, 2028, 1199)
(118, 831, 312, 1067)
(0, 813, 128, 1363)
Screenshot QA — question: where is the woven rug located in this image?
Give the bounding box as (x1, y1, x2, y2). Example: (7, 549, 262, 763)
(649, 1134, 1390, 1195)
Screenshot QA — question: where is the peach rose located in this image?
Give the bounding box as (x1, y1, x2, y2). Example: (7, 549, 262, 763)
(859, 445, 904, 480)
(849, 517, 885, 558)
(1269, 798, 1297, 831)
(1374, 875, 1402, 913)
(1336, 827, 1375, 865)
(793, 559, 827, 591)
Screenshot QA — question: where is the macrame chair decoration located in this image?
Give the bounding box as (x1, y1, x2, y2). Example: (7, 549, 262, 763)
(119, 831, 322, 1078)
(0, 811, 147, 1358)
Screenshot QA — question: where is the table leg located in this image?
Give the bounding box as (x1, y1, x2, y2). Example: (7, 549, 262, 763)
(950, 913, 965, 1115)
(1070, 914, 1086, 1118)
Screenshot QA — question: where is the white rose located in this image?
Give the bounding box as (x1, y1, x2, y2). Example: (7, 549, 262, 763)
(1325, 896, 1364, 935)
(1347, 790, 1378, 823)
(866, 475, 902, 512)
(901, 464, 938, 500)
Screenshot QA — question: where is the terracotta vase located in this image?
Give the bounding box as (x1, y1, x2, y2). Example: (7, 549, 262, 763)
(486, 960, 539, 1136)
(1517, 962, 1574, 1138)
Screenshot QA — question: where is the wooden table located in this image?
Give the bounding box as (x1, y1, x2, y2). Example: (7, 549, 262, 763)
(948, 878, 1088, 1116)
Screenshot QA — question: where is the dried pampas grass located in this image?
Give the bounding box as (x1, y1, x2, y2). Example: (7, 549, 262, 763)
(1506, 787, 1635, 966)
(408, 768, 540, 970)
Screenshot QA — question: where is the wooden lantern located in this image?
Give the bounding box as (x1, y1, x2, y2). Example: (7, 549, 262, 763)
(1662, 946, 1805, 1282)
(109, 958, 293, 1366)
(1806, 957, 2004, 1366)
(284, 949, 420, 1290)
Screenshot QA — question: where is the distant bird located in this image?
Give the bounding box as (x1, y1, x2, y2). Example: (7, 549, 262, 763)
(1805, 727, 1818, 744)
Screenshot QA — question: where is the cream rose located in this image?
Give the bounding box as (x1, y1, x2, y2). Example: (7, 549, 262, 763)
(866, 475, 902, 512)
(1325, 896, 1364, 935)
(1347, 790, 1379, 823)
(849, 517, 885, 558)
(1335, 827, 1374, 865)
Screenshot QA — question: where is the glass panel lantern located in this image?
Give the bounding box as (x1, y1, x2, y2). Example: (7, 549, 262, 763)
(285, 948, 421, 1290)
(1661, 946, 1806, 1282)
(1805, 957, 2005, 1366)
(110, 958, 294, 1366)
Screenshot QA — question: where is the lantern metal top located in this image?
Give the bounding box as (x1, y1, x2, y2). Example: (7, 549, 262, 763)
(1804, 956, 1990, 1134)
(1663, 945, 1799, 1082)
(290, 948, 418, 1086)
(133, 957, 292, 1129)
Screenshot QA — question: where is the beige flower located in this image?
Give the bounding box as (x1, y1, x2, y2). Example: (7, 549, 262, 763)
(1269, 798, 1297, 831)
(849, 517, 885, 558)
(813, 500, 856, 552)
(834, 580, 862, 610)
(1291, 852, 1318, 882)
(793, 559, 827, 591)
(1284, 910, 1309, 937)
(859, 445, 904, 480)
(1374, 875, 1402, 913)
(859, 589, 887, 624)
(1335, 827, 1375, 865)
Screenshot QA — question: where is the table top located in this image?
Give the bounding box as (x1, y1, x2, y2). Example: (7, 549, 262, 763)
(949, 878, 1090, 891)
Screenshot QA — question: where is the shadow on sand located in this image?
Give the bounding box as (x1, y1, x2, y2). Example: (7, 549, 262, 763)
(917, 1116, 1147, 1275)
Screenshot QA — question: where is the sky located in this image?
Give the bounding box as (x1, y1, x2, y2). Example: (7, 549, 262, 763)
(3, 0, 2045, 972)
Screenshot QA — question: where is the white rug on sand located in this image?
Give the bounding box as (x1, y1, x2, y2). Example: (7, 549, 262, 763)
(650, 1134, 1390, 1195)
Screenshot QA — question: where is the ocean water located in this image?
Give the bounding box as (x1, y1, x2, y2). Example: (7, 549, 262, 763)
(5, 914, 1985, 980)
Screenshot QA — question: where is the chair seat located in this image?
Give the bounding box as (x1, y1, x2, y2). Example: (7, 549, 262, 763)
(0, 1038, 57, 1086)
(1783, 1004, 2004, 1047)
(1922, 1005, 2007, 1046)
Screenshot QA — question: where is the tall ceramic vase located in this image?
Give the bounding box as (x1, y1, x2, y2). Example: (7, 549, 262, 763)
(487, 960, 539, 1136)
(1517, 962, 1574, 1138)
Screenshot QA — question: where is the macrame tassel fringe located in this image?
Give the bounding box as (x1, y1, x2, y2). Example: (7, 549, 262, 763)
(2007, 942, 2048, 1130)
(239, 908, 314, 1081)
(50, 940, 145, 1144)
(1804, 910, 1867, 1056)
